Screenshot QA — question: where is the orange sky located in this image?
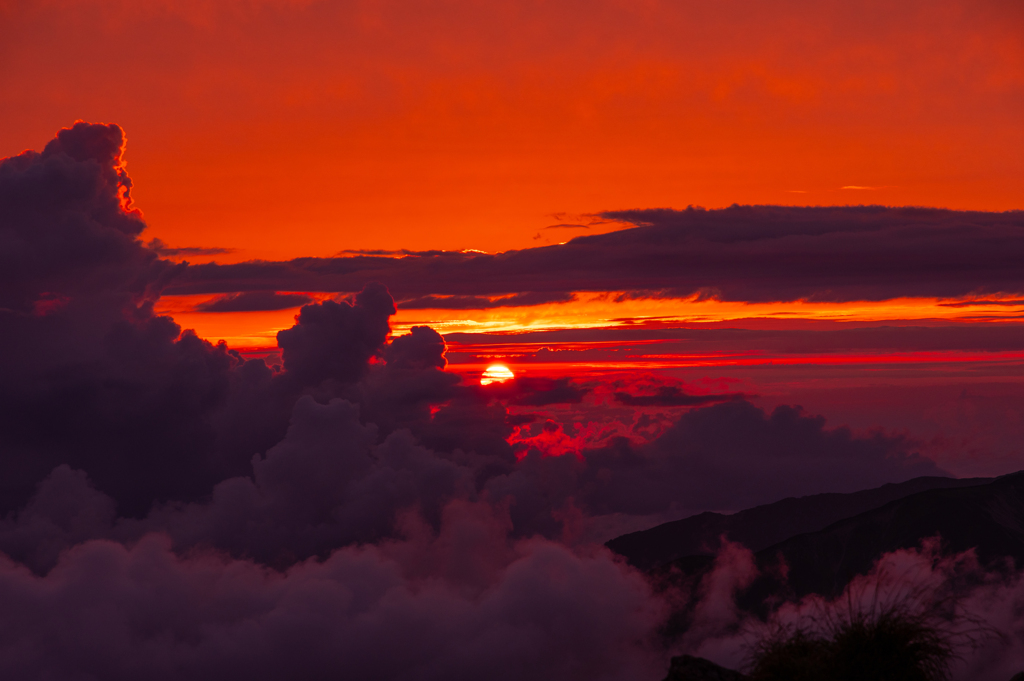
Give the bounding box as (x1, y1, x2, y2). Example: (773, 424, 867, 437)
(2, 0, 1021, 262)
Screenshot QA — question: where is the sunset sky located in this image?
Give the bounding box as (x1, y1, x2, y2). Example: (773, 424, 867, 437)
(1, 1, 1023, 678)
(3, 0, 1022, 257)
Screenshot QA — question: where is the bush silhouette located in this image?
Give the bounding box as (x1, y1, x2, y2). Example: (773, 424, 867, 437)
(749, 606, 954, 681)
(750, 629, 832, 681)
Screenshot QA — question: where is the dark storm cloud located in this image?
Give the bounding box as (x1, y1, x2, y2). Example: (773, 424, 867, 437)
(166, 205, 1024, 303)
(277, 285, 395, 386)
(0, 124, 411, 516)
(0, 122, 239, 513)
(195, 291, 313, 312)
(0, 121, 177, 313)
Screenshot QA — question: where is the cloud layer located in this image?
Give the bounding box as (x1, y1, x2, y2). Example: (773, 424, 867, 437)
(195, 291, 313, 312)
(167, 206, 1024, 303)
(0, 123, 1012, 679)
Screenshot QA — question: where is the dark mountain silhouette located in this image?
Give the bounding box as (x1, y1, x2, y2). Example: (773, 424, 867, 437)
(607, 475, 992, 571)
(743, 470, 1024, 601)
(663, 654, 748, 680)
(633, 471, 1024, 653)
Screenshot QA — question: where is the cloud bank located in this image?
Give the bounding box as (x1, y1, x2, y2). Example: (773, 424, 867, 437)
(166, 206, 1024, 303)
(1, 122, 1014, 679)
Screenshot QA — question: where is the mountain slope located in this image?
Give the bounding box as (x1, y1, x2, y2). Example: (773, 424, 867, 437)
(607, 475, 992, 570)
(744, 470, 1024, 600)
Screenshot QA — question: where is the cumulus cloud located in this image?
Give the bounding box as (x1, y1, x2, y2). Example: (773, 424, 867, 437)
(277, 285, 395, 386)
(0, 121, 173, 313)
(0, 511, 666, 681)
(0, 123, 954, 530)
(532, 401, 940, 519)
(0, 123, 432, 516)
(136, 397, 475, 563)
(0, 123, 993, 679)
(0, 122, 240, 513)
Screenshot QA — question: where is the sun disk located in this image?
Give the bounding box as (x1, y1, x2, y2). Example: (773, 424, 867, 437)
(481, 364, 514, 385)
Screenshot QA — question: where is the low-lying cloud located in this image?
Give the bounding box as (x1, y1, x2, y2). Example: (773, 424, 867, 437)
(674, 539, 1024, 681)
(0, 122, 1009, 680)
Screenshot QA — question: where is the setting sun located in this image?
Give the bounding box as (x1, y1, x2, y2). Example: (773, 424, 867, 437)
(2, 0, 1022, 676)
(480, 364, 515, 385)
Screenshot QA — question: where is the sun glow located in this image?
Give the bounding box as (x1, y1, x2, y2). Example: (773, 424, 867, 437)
(153, 292, 1024, 349)
(480, 364, 515, 385)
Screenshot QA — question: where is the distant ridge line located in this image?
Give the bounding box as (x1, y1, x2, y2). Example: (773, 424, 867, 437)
(607, 474, 994, 571)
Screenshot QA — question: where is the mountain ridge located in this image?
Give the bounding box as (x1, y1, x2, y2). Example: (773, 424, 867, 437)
(607, 475, 994, 571)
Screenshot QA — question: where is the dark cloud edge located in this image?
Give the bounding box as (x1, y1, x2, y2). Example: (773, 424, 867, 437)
(164, 205, 1024, 304)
